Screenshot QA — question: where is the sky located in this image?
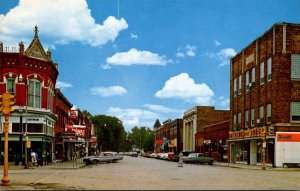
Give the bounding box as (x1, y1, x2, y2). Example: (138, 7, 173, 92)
(0, 0, 299, 132)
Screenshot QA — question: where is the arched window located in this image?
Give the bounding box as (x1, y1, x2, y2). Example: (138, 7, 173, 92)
(6, 78, 16, 94)
(28, 79, 41, 108)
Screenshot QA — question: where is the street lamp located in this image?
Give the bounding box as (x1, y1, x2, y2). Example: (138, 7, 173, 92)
(18, 74, 29, 169)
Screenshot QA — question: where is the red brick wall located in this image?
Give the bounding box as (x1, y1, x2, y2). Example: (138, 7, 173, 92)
(230, 23, 300, 132)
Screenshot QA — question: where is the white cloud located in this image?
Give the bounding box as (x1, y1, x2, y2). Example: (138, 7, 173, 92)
(214, 40, 222, 47)
(176, 44, 197, 58)
(130, 33, 138, 39)
(107, 107, 159, 130)
(207, 48, 237, 67)
(143, 104, 184, 113)
(0, 0, 128, 47)
(155, 73, 214, 105)
(102, 48, 172, 69)
(90, 86, 127, 97)
(56, 81, 73, 90)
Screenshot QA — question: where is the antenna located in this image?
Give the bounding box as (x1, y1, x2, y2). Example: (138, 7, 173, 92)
(117, 0, 120, 19)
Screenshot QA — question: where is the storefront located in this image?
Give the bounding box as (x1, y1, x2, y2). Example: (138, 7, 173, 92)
(228, 126, 275, 166)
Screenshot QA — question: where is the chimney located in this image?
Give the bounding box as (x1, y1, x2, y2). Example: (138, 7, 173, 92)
(47, 49, 52, 61)
(19, 41, 24, 55)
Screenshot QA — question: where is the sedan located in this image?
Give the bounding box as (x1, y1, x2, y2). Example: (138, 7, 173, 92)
(183, 153, 214, 165)
(83, 155, 123, 165)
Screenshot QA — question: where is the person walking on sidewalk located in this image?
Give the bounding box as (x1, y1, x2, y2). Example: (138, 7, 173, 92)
(178, 152, 183, 167)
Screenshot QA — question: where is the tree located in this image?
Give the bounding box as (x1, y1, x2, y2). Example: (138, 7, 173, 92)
(127, 126, 154, 152)
(91, 115, 126, 152)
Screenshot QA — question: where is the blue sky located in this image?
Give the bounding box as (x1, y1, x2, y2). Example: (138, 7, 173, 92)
(1, 0, 299, 131)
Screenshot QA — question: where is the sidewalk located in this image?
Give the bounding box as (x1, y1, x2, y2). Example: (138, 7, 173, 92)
(0, 158, 86, 170)
(213, 161, 300, 171)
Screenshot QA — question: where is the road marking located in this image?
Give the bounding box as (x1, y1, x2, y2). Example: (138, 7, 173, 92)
(31, 171, 61, 185)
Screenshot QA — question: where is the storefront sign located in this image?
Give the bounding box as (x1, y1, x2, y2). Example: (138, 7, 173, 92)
(68, 110, 78, 119)
(229, 127, 268, 140)
(277, 133, 300, 142)
(65, 124, 86, 137)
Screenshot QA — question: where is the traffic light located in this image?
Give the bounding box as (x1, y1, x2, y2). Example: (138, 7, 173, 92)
(0, 93, 15, 116)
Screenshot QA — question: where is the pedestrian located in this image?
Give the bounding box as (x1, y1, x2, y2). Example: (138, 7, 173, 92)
(178, 152, 183, 167)
(30, 150, 36, 167)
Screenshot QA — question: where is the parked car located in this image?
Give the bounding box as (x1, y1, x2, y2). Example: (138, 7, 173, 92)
(172, 151, 194, 162)
(83, 154, 123, 165)
(183, 153, 214, 165)
(160, 153, 169, 160)
(131, 152, 138, 157)
(149, 153, 157, 158)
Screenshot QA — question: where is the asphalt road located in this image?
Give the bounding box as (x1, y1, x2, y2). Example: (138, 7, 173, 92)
(1, 156, 300, 190)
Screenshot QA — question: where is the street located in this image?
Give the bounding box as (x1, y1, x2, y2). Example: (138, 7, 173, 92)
(1, 156, 300, 190)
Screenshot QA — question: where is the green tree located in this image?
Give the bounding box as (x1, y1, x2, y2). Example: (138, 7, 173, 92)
(91, 115, 126, 152)
(127, 126, 154, 152)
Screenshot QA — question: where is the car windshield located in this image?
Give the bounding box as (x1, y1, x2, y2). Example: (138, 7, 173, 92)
(188, 153, 197, 157)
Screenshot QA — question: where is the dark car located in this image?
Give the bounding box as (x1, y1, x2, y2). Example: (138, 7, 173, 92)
(172, 151, 194, 162)
(183, 153, 214, 165)
(131, 152, 138, 157)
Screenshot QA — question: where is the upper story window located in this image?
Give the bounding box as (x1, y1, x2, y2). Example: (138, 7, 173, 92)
(246, 71, 249, 92)
(267, 104, 271, 124)
(267, 58, 272, 82)
(233, 114, 237, 130)
(28, 79, 41, 108)
(291, 102, 300, 122)
(259, 105, 264, 125)
(251, 67, 255, 87)
(251, 108, 255, 127)
(6, 78, 15, 94)
(245, 110, 249, 128)
(238, 75, 242, 95)
(291, 54, 300, 79)
(260, 62, 264, 85)
(234, 78, 237, 97)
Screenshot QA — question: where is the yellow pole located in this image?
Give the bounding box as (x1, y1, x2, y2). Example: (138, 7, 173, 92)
(1, 115, 10, 186)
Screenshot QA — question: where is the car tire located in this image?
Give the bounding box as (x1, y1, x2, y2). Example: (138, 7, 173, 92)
(209, 160, 213, 165)
(92, 160, 98, 165)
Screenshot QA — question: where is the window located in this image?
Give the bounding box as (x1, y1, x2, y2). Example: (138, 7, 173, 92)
(233, 114, 237, 130)
(234, 78, 237, 97)
(267, 104, 271, 124)
(238, 112, 241, 128)
(245, 110, 249, 128)
(28, 79, 41, 108)
(251, 108, 255, 127)
(251, 67, 255, 87)
(259, 106, 264, 125)
(291, 102, 300, 122)
(246, 71, 249, 91)
(267, 58, 272, 82)
(260, 62, 264, 85)
(291, 54, 300, 79)
(238, 75, 242, 95)
(6, 78, 15, 94)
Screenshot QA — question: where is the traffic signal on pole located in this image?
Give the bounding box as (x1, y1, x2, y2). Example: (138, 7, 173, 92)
(0, 93, 15, 115)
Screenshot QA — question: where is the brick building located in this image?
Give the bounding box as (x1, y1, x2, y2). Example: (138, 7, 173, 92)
(202, 120, 229, 162)
(0, 27, 58, 163)
(167, 118, 183, 153)
(154, 119, 170, 153)
(183, 106, 229, 152)
(229, 22, 300, 167)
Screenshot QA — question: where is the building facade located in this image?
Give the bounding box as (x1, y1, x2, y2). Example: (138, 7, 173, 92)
(229, 22, 300, 167)
(183, 106, 229, 152)
(168, 118, 183, 153)
(202, 120, 229, 162)
(0, 27, 58, 164)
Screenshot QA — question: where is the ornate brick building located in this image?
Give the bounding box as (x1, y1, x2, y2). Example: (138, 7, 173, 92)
(0, 27, 58, 163)
(229, 22, 300, 167)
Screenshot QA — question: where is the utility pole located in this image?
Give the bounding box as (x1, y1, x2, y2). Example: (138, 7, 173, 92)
(261, 128, 267, 170)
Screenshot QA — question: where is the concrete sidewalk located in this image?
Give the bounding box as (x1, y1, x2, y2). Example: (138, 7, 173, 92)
(0, 158, 86, 170)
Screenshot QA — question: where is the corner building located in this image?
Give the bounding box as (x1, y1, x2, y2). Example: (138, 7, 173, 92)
(0, 28, 58, 163)
(229, 22, 300, 167)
